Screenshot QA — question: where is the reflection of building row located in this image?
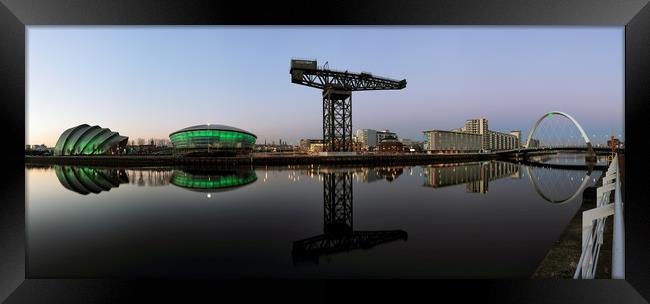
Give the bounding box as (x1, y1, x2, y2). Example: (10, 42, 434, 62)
(55, 162, 592, 206)
(125, 169, 174, 187)
(355, 167, 404, 183)
(422, 161, 520, 193)
(294, 166, 405, 184)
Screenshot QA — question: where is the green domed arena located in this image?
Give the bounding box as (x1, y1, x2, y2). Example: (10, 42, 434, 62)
(169, 124, 257, 156)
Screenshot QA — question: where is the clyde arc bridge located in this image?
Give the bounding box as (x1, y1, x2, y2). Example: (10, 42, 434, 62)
(499, 111, 620, 165)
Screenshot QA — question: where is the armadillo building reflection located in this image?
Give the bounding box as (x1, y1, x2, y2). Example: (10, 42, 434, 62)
(170, 169, 257, 193)
(54, 166, 129, 195)
(422, 161, 520, 193)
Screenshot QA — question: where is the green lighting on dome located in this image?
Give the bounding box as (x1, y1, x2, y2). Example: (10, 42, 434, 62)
(170, 129, 257, 151)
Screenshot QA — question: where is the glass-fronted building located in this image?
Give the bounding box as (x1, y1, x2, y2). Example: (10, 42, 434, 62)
(169, 124, 257, 156)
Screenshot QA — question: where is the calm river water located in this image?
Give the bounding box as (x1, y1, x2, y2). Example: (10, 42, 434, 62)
(25, 153, 609, 278)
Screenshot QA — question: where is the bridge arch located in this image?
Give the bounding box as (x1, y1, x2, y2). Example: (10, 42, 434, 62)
(525, 111, 591, 148)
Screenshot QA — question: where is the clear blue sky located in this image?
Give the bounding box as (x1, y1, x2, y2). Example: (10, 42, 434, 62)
(27, 26, 623, 146)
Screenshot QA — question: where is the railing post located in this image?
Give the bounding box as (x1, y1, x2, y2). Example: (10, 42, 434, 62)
(612, 154, 625, 279)
(574, 153, 624, 279)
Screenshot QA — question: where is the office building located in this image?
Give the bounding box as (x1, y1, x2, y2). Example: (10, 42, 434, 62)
(423, 130, 482, 153)
(484, 130, 520, 151)
(376, 135, 403, 153)
(464, 118, 519, 151)
(510, 130, 522, 147)
(355, 129, 398, 148)
(465, 118, 488, 135)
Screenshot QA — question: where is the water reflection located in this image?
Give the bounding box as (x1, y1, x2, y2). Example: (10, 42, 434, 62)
(126, 169, 173, 187)
(170, 169, 257, 193)
(525, 166, 595, 204)
(54, 166, 258, 195)
(422, 161, 520, 194)
(356, 167, 404, 183)
(28, 157, 607, 278)
(50, 161, 598, 207)
(292, 171, 408, 264)
(528, 152, 609, 166)
(54, 166, 128, 195)
(289, 165, 405, 184)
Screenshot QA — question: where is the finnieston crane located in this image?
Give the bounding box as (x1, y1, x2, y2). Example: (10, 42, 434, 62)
(290, 59, 407, 153)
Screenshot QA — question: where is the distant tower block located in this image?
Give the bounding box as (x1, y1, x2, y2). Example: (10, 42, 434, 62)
(290, 59, 406, 152)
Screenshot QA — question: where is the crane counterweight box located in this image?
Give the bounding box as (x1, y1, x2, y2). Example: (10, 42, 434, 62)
(291, 59, 317, 71)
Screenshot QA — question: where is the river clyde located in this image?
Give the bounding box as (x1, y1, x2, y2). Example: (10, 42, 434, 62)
(25, 153, 610, 278)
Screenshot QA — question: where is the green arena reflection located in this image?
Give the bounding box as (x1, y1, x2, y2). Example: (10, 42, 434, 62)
(170, 169, 257, 193)
(54, 166, 129, 195)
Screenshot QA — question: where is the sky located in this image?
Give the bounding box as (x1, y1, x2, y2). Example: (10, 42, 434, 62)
(27, 26, 624, 147)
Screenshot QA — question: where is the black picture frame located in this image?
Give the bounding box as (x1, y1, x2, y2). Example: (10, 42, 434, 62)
(2, 0, 649, 302)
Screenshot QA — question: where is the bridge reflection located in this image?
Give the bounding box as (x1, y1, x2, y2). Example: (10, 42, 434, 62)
(422, 161, 520, 194)
(292, 171, 408, 264)
(524, 165, 599, 204)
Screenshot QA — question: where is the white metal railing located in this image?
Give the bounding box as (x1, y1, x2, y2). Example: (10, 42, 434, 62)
(573, 153, 624, 279)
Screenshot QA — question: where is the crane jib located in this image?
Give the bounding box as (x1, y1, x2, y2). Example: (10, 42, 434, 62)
(291, 68, 406, 91)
